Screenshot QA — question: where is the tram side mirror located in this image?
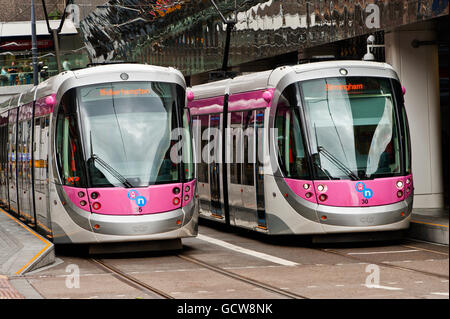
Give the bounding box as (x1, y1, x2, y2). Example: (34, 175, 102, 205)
(187, 90, 194, 102)
(45, 94, 56, 108)
(263, 90, 273, 103)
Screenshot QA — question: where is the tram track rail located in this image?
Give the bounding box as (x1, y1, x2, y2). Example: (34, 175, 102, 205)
(90, 258, 174, 299)
(318, 247, 449, 280)
(91, 254, 309, 299)
(399, 241, 449, 256)
(88, 238, 447, 299)
(176, 254, 309, 299)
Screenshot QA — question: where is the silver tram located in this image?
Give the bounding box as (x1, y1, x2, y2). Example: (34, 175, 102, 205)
(188, 61, 413, 238)
(0, 63, 198, 248)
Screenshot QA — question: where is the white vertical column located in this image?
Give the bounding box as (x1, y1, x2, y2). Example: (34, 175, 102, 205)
(385, 27, 443, 208)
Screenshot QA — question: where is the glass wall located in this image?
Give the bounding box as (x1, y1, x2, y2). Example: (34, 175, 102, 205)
(0, 37, 90, 87)
(80, 0, 448, 76)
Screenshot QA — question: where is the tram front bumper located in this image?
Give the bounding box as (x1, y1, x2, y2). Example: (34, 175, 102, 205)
(315, 195, 413, 231)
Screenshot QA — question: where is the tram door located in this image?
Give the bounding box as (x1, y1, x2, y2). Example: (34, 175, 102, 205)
(8, 109, 19, 216)
(208, 114, 224, 220)
(227, 111, 243, 226)
(254, 109, 267, 229)
(230, 110, 258, 229)
(195, 114, 211, 216)
(17, 113, 34, 225)
(33, 116, 51, 237)
(0, 112, 9, 208)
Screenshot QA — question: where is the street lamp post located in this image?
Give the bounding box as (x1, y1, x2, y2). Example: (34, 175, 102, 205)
(31, 0, 39, 85)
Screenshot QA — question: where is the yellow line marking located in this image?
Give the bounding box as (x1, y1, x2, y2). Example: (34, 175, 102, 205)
(410, 219, 449, 228)
(0, 208, 52, 275)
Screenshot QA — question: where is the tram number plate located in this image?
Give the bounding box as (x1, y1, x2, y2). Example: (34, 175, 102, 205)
(362, 199, 369, 205)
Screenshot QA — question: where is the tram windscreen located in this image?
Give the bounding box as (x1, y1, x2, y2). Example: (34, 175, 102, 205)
(78, 81, 184, 187)
(300, 77, 402, 180)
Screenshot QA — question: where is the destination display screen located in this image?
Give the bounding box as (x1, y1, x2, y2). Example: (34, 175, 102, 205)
(80, 82, 159, 103)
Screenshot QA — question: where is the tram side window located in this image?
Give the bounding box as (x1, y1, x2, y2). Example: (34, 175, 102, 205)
(182, 108, 194, 181)
(275, 85, 309, 179)
(55, 90, 86, 187)
(393, 80, 411, 175)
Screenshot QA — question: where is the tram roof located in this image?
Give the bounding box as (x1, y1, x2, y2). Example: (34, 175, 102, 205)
(0, 63, 185, 112)
(189, 60, 396, 100)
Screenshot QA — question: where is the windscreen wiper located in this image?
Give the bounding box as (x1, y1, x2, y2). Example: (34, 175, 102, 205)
(89, 131, 133, 188)
(317, 146, 359, 181)
(90, 154, 133, 188)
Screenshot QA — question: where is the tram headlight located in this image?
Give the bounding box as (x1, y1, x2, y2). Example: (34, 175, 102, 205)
(173, 197, 180, 205)
(305, 192, 313, 199)
(173, 187, 181, 195)
(80, 200, 87, 206)
(91, 192, 99, 199)
(318, 194, 328, 202)
(396, 181, 404, 189)
(317, 184, 325, 192)
(185, 185, 190, 192)
(184, 195, 189, 201)
(397, 190, 403, 198)
(78, 191, 85, 198)
(303, 183, 310, 190)
(92, 202, 101, 210)
(406, 178, 411, 185)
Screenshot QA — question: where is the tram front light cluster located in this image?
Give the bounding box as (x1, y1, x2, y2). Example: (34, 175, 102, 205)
(318, 194, 328, 202)
(78, 191, 87, 207)
(173, 197, 180, 205)
(92, 202, 101, 210)
(305, 192, 313, 199)
(91, 192, 99, 199)
(396, 180, 404, 189)
(397, 190, 403, 198)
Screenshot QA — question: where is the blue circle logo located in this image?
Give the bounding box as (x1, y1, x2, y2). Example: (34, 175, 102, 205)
(355, 182, 365, 192)
(363, 188, 373, 199)
(128, 189, 139, 200)
(135, 196, 147, 207)
(128, 190, 147, 207)
(355, 182, 374, 199)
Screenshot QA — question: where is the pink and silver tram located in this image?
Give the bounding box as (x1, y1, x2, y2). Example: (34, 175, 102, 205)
(0, 63, 197, 248)
(188, 61, 412, 237)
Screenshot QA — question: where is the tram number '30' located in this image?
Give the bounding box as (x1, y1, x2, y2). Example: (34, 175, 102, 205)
(362, 199, 369, 205)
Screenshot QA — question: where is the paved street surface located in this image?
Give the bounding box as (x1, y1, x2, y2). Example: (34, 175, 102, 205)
(15, 222, 449, 299)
